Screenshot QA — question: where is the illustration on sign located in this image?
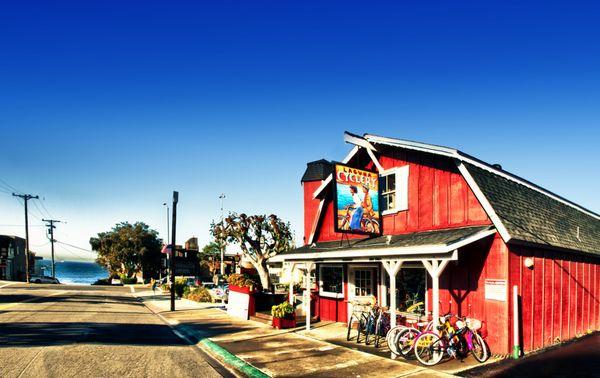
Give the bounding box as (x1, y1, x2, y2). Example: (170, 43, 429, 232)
(333, 164, 381, 235)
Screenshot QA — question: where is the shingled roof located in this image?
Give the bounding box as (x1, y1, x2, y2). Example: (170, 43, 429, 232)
(360, 133, 600, 256)
(464, 163, 600, 255)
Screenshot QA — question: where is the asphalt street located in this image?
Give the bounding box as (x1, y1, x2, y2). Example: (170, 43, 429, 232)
(0, 282, 227, 378)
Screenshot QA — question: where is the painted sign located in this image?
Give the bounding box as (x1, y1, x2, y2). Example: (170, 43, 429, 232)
(227, 290, 250, 319)
(333, 164, 381, 236)
(484, 279, 507, 302)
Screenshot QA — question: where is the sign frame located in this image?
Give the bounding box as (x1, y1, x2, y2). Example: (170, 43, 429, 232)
(332, 163, 382, 237)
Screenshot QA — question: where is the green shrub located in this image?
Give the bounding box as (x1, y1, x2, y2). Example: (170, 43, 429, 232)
(271, 302, 294, 318)
(185, 286, 213, 302)
(119, 275, 137, 285)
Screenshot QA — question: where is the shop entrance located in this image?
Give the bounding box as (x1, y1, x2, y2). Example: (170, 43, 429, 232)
(348, 265, 377, 314)
(385, 266, 426, 313)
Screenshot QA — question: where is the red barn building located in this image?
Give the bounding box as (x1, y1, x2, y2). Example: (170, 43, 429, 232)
(271, 132, 599, 356)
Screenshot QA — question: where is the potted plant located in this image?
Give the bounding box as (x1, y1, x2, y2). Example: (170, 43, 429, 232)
(271, 301, 296, 329)
(227, 273, 260, 294)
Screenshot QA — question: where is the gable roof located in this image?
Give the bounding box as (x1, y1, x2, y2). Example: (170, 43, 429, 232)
(360, 133, 600, 256)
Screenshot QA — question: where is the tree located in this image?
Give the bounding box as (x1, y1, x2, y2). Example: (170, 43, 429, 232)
(90, 222, 162, 279)
(198, 241, 221, 276)
(211, 213, 293, 290)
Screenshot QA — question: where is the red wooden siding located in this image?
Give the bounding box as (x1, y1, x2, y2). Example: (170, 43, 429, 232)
(509, 245, 600, 353)
(304, 150, 491, 243)
(425, 234, 510, 354)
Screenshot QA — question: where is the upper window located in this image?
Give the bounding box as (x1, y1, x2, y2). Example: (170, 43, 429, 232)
(319, 265, 344, 298)
(380, 165, 409, 214)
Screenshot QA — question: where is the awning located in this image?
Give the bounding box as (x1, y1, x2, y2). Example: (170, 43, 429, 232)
(269, 225, 496, 263)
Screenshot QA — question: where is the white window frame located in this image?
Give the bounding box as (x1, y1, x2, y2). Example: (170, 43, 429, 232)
(319, 264, 344, 299)
(380, 165, 409, 215)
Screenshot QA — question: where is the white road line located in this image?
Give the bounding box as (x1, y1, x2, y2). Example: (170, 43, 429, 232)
(0, 282, 15, 289)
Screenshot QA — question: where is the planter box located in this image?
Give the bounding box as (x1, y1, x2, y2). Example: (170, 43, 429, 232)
(229, 284, 255, 295)
(272, 317, 296, 329)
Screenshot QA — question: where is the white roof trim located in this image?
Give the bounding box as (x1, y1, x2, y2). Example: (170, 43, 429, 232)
(270, 228, 496, 262)
(312, 175, 332, 199)
(364, 134, 600, 220)
(308, 199, 325, 244)
(457, 161, 512, 242)
(344, 131, 378, 151)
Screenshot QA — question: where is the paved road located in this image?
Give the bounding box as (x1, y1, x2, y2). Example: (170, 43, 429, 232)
(0, 283, 227, 378)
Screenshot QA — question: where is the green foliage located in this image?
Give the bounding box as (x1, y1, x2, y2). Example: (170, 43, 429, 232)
(90, 222, 162, 279)
(227, 273, 260, 291)
(120, 275, 137, 285)
(271, 301, 295, 318)
(185, 286, 213, 302)
(159, 279, 187, 297)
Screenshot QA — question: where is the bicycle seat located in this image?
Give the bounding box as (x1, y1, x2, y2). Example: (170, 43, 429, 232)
(416, 322, 428, 327)
(406, 319, 417, 325)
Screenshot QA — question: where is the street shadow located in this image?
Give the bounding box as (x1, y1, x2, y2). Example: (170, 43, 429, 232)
(0, 322, 186, 348)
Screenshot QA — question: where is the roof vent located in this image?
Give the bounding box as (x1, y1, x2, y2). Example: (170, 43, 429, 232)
(492, 163, 502, 170)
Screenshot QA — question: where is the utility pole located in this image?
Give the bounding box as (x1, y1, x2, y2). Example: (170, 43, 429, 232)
(42, 219, 61, 278)
(170, 191, 178, 312)
(12, 193, 39, 283)
(219, 193, 226, 276)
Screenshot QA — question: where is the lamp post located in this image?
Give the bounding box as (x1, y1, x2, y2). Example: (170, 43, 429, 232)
(170, 191, 178, 312)
(162, 202, 170, 281)
(219, 193, 226, 276)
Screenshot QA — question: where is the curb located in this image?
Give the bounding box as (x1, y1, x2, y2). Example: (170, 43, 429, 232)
(135, 293, 269, 378)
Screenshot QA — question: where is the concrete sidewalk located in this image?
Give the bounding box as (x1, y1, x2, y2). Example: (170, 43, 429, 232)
(136, 291, 454, 378)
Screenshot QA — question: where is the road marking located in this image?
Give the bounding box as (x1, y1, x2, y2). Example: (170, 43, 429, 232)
(0, 282, 15, 289)
(129, 286, 135, 293)
(17, 347, 45, 378)
(0, 291, 65, 311)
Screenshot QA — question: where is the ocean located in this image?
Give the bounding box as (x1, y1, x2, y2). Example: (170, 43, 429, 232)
(39, 260, 108, 285)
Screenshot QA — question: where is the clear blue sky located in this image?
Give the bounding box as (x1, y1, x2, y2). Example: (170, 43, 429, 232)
(1, 1, 598, 260)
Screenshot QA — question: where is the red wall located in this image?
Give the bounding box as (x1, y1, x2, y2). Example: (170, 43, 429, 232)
(509, 245, 600, 353)
(426, 234, 511, 354)
(304, 150, 491, 244)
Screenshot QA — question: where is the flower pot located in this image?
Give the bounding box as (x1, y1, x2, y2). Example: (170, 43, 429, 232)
(272, 317, 296, 329)
(229, 284, 255, 295)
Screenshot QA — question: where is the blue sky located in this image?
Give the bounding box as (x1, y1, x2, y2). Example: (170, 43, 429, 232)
(1, 1, 599, 260)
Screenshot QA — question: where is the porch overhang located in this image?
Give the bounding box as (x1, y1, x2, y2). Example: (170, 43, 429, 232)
(269, 225, 496, 263)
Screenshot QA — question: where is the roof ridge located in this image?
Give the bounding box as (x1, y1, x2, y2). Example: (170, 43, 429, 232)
(363, 133, 600, 220)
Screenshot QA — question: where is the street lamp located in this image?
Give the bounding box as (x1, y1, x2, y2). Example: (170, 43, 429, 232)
(219, 193, 226, 276)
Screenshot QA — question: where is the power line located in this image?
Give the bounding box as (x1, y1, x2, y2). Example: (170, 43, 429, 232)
(55, 240, 96, 254)
(0, 178, 20, 193)
(38, 198, 54, 219)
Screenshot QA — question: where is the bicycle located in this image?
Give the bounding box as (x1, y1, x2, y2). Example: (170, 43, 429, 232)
(454, 317, 489, 362)
(413, 313, 467, 366)
(346, 299, 372, 342)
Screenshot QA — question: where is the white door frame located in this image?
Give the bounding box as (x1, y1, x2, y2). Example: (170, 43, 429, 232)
(347, 264, 378, 318)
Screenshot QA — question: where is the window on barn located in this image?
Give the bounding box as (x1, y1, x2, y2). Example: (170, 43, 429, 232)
(319, 265, 344, 298)
(380, 165, 409, 214)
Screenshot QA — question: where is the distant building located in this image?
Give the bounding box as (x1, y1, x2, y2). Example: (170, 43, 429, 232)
(0, 235, 32, 281)
(185, 237, 199, 251)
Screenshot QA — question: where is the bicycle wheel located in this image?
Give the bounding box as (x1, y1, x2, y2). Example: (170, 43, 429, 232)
(356, 315, 365, 343)
(365, 316, 375, 345)
(386, 326, 404, 355)
(397, 328, 420, 358)
(347, 315, 356, 341)
(414, 333, 444, 366)
(470, 332, 488, 362)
